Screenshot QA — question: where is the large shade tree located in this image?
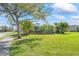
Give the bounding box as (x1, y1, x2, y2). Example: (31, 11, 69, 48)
(0, 3, 52, 38)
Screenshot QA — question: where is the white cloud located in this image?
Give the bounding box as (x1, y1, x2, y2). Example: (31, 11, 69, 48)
(56, 15, 65, 20)
(71, 16, 79, 20)
(53, 3, 78, 13)
(52, 14, 65, 20)
(67, 16, 79, 25)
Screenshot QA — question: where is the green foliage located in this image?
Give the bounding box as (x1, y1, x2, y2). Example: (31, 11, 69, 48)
(20, 20, 34, 34)
(48, 25, 54, 33)
(54, 22, 69, 34)
(7, 15, 15, 25)
(39, 24, 54, 34)
(39, 24, 48, 34)
(0, 3, 52, 38)
(17, 4, 49, 20)
(76, 28, 79, 32)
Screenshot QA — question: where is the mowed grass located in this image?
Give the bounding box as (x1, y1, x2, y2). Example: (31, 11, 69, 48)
(10, 32, 79, 56)
(0, 37, 3, 40)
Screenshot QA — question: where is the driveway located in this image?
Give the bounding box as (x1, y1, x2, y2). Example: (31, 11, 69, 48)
(0, 32, 14, 56)
(0, 32, 11, 37)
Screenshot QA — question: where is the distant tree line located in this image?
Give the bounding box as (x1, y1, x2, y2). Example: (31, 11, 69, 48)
(0, 25, 13, 32)
(20, 20, 69, 34)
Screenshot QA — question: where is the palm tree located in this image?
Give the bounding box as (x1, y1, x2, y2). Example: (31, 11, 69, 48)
(54, 22, 69, 34)
(58, 22, 69, 34)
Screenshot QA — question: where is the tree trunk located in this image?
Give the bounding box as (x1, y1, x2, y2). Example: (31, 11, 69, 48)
(16, 18, 21, 39)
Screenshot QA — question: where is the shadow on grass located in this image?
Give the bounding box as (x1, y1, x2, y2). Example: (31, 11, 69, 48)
(0, 41, 10, 56)
(10, 38, 42, 55)
(10, 33, 29, 38)
(13, 38, 42, 44)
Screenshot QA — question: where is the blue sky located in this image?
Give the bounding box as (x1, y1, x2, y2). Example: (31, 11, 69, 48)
(1, 3, 79, 26)
(38, 3, 79, 25)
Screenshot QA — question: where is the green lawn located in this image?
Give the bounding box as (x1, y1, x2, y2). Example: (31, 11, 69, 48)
(0, 37, 3, 40)
(10, 32, 79, 56)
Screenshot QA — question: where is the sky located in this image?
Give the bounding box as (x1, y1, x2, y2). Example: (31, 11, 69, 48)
(1, 3, 79, 26)
(36, 3, 79, 25)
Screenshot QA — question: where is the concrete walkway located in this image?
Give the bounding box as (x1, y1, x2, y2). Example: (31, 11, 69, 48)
(0, 32, 14, 56)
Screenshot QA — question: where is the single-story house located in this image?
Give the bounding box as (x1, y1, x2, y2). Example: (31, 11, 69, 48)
(69, 25, 79, 32)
